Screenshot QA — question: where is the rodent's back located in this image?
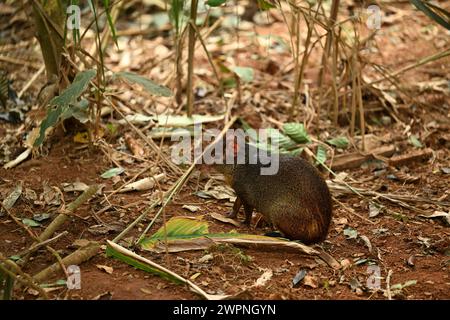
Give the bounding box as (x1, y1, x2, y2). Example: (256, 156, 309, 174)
(230, 155, 332, 244)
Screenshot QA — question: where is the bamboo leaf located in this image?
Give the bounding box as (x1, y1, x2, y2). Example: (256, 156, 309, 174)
(106, 244, 184, 284)
(140, 217, 318, 255)
(282, 123, 310, 144)
(103, 0, 119, 48)
(410, 0, 450, 30)
(35, 70, 96, 146)
(230, 66, 254, 83)
(50, 69, 96, 108)
(206, 0, 227, 7)
(257, 0, 276, 10)
(115, 71, 173, 97)
(327, 136, 349, 149)
(316, 145, 327, 165)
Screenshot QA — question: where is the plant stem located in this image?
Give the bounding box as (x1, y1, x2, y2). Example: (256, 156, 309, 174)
(186, 0, 199, 117)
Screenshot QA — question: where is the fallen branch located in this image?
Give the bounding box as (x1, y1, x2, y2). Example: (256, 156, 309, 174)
(33, 242, 100, 284)
(38, 185, 99, 242)
(329, 145, 396, 171)
(388, 148, 434, 167)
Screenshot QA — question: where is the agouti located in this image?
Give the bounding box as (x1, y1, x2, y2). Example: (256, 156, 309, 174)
(209, 137, 332, 244)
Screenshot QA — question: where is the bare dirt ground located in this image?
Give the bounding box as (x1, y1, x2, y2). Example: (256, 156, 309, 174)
(0, 1, 449, 300)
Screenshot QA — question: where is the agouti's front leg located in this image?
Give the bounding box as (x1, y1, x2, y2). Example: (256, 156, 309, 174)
(227, 196, 242, 219)
(243, 203, 254, 225)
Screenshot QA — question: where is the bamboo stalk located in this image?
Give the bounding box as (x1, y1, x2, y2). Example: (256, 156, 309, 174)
(186, 0, 199, 117)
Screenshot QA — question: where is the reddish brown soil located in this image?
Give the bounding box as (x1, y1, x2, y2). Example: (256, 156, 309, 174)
(1, 129, 449, 300)
(0, 1, 449, 300)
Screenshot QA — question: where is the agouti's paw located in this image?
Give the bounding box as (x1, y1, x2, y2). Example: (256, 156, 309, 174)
(243, 217, 251, 225)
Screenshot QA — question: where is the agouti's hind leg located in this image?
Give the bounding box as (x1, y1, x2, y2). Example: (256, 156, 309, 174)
(243, 203, 254, 225)
(227, 196, 242, 219)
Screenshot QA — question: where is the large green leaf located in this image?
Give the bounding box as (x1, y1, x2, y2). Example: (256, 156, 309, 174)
(282, 123, 310, 144)
(115, 71, 173, 97)
(263, 128, 297, 150)
(140, 217, 209, 249)
(35, 106, 65, 147)
(35, 70, 96, 147)
(140, 217, 318, 255)
(106, 244, 183, 284)
(51, 70, 96, 108)
(410, 0, 450, 30)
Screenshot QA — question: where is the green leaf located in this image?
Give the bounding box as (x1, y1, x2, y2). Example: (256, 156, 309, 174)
(35, 70, 96, 147)
(409, 135, 423, 148)
(35, 106, 65, 147)
(343, 227, 358, 239)
(206, 0, 227, 7)
(115, 71, 173, 97)
(282, 123, 310, 144)
(139, 217, 318, 255)
(33, 213, 51, 222)
(230, 67, 254, 83)
(257, 0, 276, 10)
(288, 148, 304, 156)
(327, 136, 349, 149)
(169, 0, 187, 34)
(61, 99, 90, 123)
(22, 218, 41, 228)
(140, 217, 209, 249)
(410, 0, 450, 30)
(316, 145, 327, 165)
(103, 0, 119, 48)
(221, 77, 237, 88)
(253, 128, 296, 152)
(51, 70, 96, 108)
(106, 244, 184, 284)
(101, 167, 124, 179)
(9, 256, 21, 261)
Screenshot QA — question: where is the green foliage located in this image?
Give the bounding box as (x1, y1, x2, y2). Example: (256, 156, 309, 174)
(327, 136, 349, 149)
(101, 167, 125, 179)
(410, 0, 450, 30)
(409, 135, 423, 148)
(230, 66, 254, 83)
(257, 0, 276, 10)
(106, 245, 184, 284)
(282, 123, 310, 144)
(170, 0, 187, 34)
(115, 71, 173, 97)
(206, 0, 227, 7)
(102, 0, 119, 48)
(35, 70, 96, 147)
(140, 217, 209, 249)
(316, 145, 327, 165)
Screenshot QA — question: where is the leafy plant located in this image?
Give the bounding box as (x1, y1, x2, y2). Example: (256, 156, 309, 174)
(35, 69, 96, 146)
(410, 0, 450, 30)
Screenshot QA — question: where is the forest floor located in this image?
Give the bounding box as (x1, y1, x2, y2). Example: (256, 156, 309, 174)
(0, 1, 449, 300)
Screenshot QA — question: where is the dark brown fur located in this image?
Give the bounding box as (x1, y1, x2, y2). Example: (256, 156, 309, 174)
(212, 152, 332, 244)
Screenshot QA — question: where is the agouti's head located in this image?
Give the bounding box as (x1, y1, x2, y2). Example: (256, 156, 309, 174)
(197, 132, 246, 178)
